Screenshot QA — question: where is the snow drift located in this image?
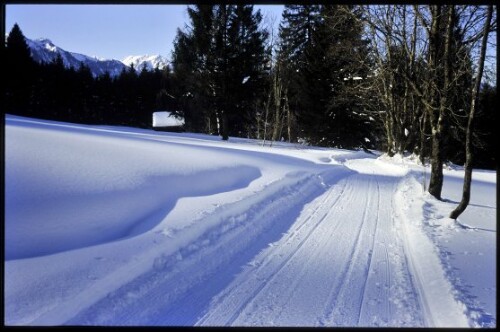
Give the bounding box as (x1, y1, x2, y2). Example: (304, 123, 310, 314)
(4, 115, 495, 327)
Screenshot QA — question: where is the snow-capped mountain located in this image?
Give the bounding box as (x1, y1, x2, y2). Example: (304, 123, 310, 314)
(25, 37, 128, 78)
(17, 35, 169, 78)
(122, 55, 169, 72)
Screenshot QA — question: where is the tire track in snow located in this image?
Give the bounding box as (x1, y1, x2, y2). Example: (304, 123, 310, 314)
(320, 175, 379, 326)
(197, 161, 438, 327)
(276, 175, 374, 326)
(198, 173, 380, 326)
(354, 178, 424, 327)
(160, 174, 349, 326)
(60, 170, 351, 326)
(393, 175, 469, 327)
(263, 179, 359, 324)
(357, 176, 384, 323)
(319, 176, 376, 326)
(196, 178, 351, 326)
(354, 177, 394, 326)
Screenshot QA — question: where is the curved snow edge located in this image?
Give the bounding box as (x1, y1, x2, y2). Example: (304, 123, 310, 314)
(29, 168, 351, 325)
(394, 174, 469, 327)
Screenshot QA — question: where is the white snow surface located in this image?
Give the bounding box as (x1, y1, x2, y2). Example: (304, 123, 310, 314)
(152, 111, 184, 127)
(5, 115, 496, 327)
(23, 37, 127, 78)
(121, 54, 168, 72)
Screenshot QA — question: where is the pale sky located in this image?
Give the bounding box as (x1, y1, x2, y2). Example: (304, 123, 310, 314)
(6, 4, 284, 61)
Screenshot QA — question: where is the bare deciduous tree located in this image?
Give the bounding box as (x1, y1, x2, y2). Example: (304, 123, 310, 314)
(450, 5, 494, 219)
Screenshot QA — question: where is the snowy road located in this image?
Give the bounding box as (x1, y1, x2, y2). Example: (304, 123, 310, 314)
(5, 116, 492, 327)
(55, 163, 463, 327)
(196, 159, 464, 327)
(198, 165, 412, 326)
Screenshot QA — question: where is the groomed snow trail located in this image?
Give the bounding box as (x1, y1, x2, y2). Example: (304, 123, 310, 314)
(5, 116, 474, 327)
(196, 159, 467, 327)
(55, 170, 352, 326)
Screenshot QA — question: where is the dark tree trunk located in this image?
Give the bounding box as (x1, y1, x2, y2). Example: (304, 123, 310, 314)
(428, 5, 453, 200)
(426, 5, 444, 199)
(386, 111, 395, 157)
(220, 4, 229, 141)
(419, 110, 428, 165)
(272, 64, 283, 143)
(221, 110, 229, 140)
(428, 130, 444, 199)
(450, 5, 492, 219)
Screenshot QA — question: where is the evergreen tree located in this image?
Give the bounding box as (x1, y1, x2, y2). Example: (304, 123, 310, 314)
(171, 4, 269, 139)
(276, 4, 321, 142)
(473, 83, 496, 169)
(279, 4, 321, 72)
(277, 5, 372, 149)
(75, 63, 94, 123)
(156, 65, 177, 117)
(5, 23, 32, 63)
(224, 4, 270, 137)
(5, 23, 37, 116)
(171, 5, 215, 133)
(95, 71, 113, 123)
(322, 5, 373, 149)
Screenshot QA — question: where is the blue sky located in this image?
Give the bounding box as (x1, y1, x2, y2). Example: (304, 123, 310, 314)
(6, 4, 284, 61)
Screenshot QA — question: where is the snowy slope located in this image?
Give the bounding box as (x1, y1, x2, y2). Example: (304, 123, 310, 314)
(4, 115, 496, 327)
(25, 37, 127, 78)
(122, 54, 168, 72)
(13, 34, 169, 77)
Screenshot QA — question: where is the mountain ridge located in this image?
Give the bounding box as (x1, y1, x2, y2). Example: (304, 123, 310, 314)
(122, 54, 169, 72)
(16, 35, 169, 78)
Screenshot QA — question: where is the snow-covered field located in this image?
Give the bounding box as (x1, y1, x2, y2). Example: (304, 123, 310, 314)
(4, 115, 496, 327)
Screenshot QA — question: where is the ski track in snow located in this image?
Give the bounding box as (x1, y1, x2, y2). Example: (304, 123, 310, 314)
(61, 170, 351, 326)
(5, 115, 487, 327)
(196, 161, 429, 327)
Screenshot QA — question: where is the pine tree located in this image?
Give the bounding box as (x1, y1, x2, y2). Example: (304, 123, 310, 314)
(171, 5, 216, 133)
(171, 4, 268, 139)
(5, 23, 37, 116)
(224, 4, 270, 138)
(277, 4, 321, 143)
(277, 5, 372, 149)
(322, 5, 373, 149)
(46, 54, 68, 120)
(6, 23, 32, 62)
(75, 63, 94, 123)
(279, 5, 321, 72)
(156, 65, 177, 118)
(473, 83, 496, 169)
(95, 71, 113, 123)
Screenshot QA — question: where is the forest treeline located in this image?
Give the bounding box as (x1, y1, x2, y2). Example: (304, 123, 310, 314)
(4, 22, 175, 128)
(3, 5, 497, 214)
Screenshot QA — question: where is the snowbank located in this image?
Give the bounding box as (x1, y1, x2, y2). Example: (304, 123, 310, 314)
(5, 117, 261, 259)
(4, 115, 495, 327)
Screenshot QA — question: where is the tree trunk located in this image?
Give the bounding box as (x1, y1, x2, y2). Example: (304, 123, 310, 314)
(220, 4, 229, 141)
(272, 63, 282, 142)
(428, 4, 453, 200)
(426, 5, 442, 199)
(428, 129, 444, 199)
(385, 111, 395, 157)
(285, 87, 293, 143)
(450, 5, 492, 219)
(221, 111, 229, 140)
(262, 82, 272, 146)
(419, 110, 428, 165)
